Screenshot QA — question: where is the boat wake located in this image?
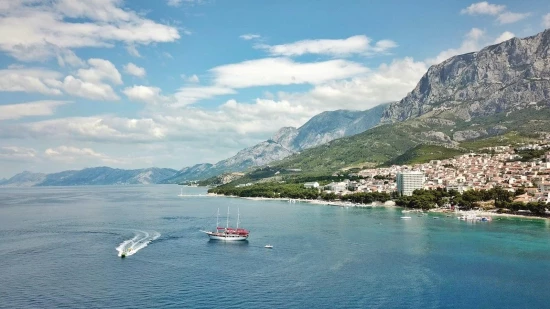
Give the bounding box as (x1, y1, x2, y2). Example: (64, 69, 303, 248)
(116, 230, 160, 257)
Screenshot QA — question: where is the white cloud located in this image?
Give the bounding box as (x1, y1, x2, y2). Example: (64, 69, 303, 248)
(255, 35, 397, 57)
(497, 12, 531, 24)
(56, 49, 85, 68)
(0, 0, 180, 61)
(62, 75, 119, 101)
(123, 85, 168, 104)
(494, 31, 515, 44)
(126, 44, 141, 57)
(426, 28, 485, 65)
(174, 86, 236, 106)
(2, 116, 166, 143)
(0, 100, 71, 120)
(124, 63, 146, 78)
(460, 2, 530, 25)
(77, 58, 122, 85)
(279, 57, 427, 112)
(167, 0, 203, 6)
(544, 13, 550, 28)
(211, 57, 369, 88)
(187, 74, 200, 83)
(0, 146, 37, 161)
(0, 67, 63, 95)
(167, 0, 183, 7)
(45, 145, 123, 164)
(461, 2, 505, 15)
(240, 34, 261, 40)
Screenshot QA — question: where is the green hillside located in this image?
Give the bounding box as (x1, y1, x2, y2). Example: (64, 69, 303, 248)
(383, 145, 466, 166)
(268, 107, 550, 176)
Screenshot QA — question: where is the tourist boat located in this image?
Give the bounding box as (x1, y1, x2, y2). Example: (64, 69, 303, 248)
(265, 244, 273, 249)
(202, 207, 249, 241)
(400, 216, 412, 220)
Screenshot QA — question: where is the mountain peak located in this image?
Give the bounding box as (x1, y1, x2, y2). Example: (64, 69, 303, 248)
(381, 29, 550, 124)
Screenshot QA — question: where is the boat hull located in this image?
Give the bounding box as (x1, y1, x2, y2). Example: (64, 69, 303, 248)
(205, 232, 248, 241)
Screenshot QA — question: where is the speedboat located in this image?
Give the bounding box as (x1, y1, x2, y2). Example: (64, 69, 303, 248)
(264, 244, 273, 249)
(400, 216, 412, 220)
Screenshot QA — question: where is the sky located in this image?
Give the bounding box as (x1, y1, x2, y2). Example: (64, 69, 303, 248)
(0, 0, 549, 178)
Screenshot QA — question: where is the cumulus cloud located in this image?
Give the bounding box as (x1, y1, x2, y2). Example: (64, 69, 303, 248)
(255, 35, 397, 57)
(187, 74, 200, 83)
(173, 86, 236, 106)
(497, 12, 531, 24)
(461, 2, 505, 15)
(0, 146, 37, 161)
(56, 49, 85, 68)
(544, 13, 550, 28)
(460, 2, 530, 25)
(123, 85, 168, 104)
(211, 57, 369, 88)
(126, 44, 141, 57)
(45, 145, 123, 164)
(0, 67, 64, 95)
(124, 63, 146, 78)
(77, 58, 122, 85)
(62, 75, 119, 101)
(240, 34, 261, 40)
(426, 28, 485, 65)
(279, 57, 427, 111)
(0, 100, 71, 120)
(166, 0, 183, 7)
(494, 31, 515, 43)
(0, 0, 180, 61)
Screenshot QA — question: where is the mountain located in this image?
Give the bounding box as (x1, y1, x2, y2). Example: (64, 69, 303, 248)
(164, 104, 388, 183)
(382, 29, 550, 123)
(249, 30, 550, 177)
(289, 105, 388, 151)
(1, 167, 178, 187)
(0, 171, 47, 187)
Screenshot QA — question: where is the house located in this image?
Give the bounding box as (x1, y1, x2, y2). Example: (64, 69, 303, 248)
(304, 182, 319, 189)
(326, 182, 347, 192)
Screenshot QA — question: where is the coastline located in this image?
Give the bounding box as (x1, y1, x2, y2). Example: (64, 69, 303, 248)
(207, 193, 549, 220)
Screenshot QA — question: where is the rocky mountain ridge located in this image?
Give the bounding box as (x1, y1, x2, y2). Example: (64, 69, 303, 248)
(382, 29, 550, 123)
(163, 104, 388, 183)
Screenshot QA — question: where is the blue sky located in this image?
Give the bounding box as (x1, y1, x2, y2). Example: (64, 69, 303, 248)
(0, 0, 549, 178)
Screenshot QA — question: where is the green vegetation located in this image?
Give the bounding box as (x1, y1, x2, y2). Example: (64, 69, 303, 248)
(512, 148, 547, 162)
(208, 182, 392, 203)
(209, 183, 320, 199)
(383, 144, 466, 166)
(395, 188, 548, 216)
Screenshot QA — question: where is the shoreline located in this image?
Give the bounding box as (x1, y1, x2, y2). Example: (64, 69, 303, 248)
(207, 193, 549, 221)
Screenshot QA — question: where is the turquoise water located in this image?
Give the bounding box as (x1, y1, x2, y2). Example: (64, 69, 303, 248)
(1, 185, 550, 308)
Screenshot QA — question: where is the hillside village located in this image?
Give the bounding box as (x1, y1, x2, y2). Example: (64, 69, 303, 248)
(319, 139, 550, 204)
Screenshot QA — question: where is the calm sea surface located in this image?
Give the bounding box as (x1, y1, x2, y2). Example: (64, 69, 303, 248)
(1, 185, 550, 309)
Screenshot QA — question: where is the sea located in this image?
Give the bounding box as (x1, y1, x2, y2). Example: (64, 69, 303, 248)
(1, 185, 550, 309)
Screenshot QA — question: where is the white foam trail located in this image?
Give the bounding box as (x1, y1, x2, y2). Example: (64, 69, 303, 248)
(116, 230, 160, 257)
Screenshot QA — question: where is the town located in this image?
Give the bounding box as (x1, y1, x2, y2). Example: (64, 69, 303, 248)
(315, 141, 550, 204)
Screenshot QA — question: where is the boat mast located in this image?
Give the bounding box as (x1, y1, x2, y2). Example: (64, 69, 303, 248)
(226, 206, 229, 229)
(237, 208, 240, 229)
(216, 208, 220, 228)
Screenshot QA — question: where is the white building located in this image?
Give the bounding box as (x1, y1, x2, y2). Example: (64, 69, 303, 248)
(326, 182, 347, 192)
(304, 182, 319, 189)
(396, 171, 424, 196)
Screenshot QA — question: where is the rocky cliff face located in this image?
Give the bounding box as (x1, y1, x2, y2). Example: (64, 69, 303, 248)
(382, 29, 550, 123)
(166, 104, 388, 183)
